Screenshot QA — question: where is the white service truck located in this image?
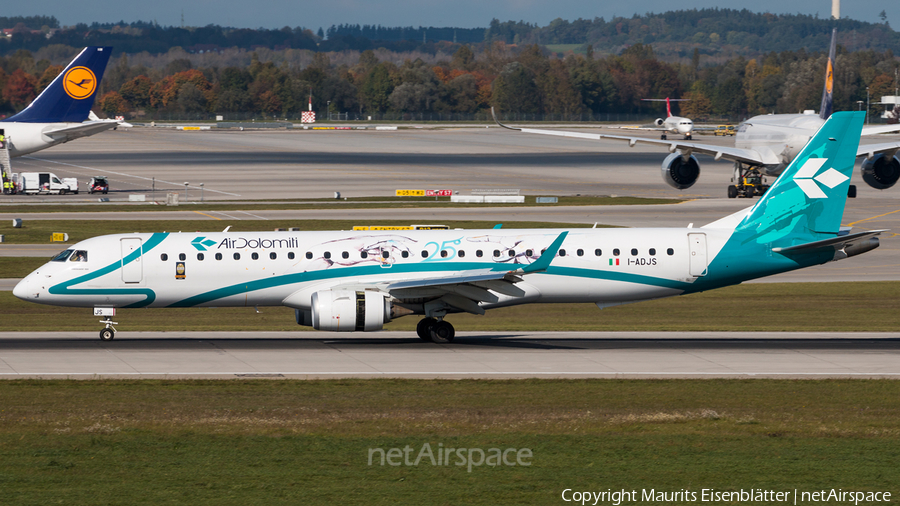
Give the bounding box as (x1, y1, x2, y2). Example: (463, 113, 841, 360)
(17, 172, 78, 195)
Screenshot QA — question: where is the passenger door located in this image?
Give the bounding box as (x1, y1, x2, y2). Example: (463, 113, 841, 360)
(121, 237, 143, 283)
(688, 233, 708, 277)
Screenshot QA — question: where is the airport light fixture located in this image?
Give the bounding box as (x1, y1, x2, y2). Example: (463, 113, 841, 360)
(184, 182, 189, 201)
(200, 183, 204, 202)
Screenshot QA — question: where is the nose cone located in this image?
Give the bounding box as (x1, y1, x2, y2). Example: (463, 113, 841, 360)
(679, 123, 693, 134)
(12, 277, 31, 300)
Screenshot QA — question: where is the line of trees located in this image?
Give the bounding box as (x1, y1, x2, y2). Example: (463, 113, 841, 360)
(2, 10, 899, 61)
(0, 41, 897, 122)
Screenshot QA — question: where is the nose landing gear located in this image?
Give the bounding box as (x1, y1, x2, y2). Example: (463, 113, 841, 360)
(99, 317, 117, 341)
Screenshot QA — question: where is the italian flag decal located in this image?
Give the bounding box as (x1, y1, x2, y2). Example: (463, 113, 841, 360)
(609, 258, 619, 266)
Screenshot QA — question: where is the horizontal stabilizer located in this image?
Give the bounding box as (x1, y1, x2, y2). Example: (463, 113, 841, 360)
(772, 230, 887, 254)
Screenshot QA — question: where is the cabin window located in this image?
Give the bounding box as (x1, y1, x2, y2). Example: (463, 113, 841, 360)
(382, 251, 390, 258)
(270, 252, 277, 260)
(649, 248, 656, 256)
(70, 250, 88, 262)
(508, 250, 515, 257)
(287, 252, 295, 260)
(179, 253, 186, 261)
(361, 251, 369, 259)
(458, 250, 465, 258)
(559, 249, 566, 257)
(401, 251, 408, 258)
(577, 249, 584, 257)
(233, 253, 241, 260)
(197, 253, 204, 261)
(493, 250, 500, 257)
(631, 248, 638, 256)
(159, 253, 168, 262)
(251, 252, 259, 260)
(342, 251, 349, 259)
(306, 252, 313, 259)
(215, 253, 223, 261)
(441, 250, 449, 258)
(594, 249, 602, 256)
(667, 248, 675, 256)
(324, 252, 331, 259)
(476, 250, 483, 258)
(526, 249, 533, 257)
(613, 249, 620, 256)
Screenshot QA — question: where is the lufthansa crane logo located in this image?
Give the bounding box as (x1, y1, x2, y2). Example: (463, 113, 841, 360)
(793, 158, 848, 199)
(63, 66, 97, 99)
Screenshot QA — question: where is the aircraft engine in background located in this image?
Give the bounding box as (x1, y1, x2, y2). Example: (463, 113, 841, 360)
(654, 118, 665, 127)
(661, 153, 701, 189)
(860, 154, 900, 190)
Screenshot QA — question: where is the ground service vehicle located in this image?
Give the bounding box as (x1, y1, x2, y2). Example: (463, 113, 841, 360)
(18, 172, 78, 195)
(714, 125, 735, 136)
(89, 176, 109, 194)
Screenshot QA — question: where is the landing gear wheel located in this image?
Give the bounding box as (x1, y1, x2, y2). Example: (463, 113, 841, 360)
(429, 321, 455, 343)
(416, 317, 437, 341)
(660, 133, 667, 140)
(99, 328, 115, 341)
(727, 185, 738, 198)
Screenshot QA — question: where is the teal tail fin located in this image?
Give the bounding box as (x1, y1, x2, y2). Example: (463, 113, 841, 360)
(736, 111, 865, 247)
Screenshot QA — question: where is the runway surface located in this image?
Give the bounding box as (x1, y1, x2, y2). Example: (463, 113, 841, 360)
(0, 331, 897, 379)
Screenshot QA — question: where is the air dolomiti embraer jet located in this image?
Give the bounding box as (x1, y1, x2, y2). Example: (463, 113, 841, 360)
(14, 112, 883, 342)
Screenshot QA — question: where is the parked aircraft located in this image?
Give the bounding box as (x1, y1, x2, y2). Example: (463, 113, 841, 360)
(13, 112, 881, 342)
(0, 47, 120, 159)
(493, 29, 900, 197)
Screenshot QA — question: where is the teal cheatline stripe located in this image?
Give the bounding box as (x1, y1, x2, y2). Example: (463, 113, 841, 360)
(168, 259, 690, 308)
(48, 233, 168, 308)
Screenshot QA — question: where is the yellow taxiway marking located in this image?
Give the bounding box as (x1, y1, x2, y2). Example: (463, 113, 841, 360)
(193, 211, 222, 220)
(847, 209, 900, 227)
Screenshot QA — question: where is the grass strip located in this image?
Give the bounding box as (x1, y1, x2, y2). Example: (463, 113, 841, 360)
(0, 379, 897, 504)
(0, 195, 680, 214)
(1, 281, 898, 332)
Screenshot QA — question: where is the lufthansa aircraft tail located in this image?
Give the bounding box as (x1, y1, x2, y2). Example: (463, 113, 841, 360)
(818, 28, 836, 120)
(3, 46, 112, 124)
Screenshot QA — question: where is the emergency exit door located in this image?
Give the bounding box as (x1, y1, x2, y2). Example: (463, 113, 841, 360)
(688, 233, 708, 277)
(121, 237, 143, 283)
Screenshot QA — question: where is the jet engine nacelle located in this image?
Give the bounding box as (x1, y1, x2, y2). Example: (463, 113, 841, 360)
(310, 289, 391, 331)
(860, 154, 900, 190)
(654, 118, 665, 127)
(661, 153, 701, 190)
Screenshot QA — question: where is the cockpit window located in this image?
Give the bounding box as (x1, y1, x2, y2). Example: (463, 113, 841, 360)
(69, 250, 88, 262)
(51, 250, 74, 262)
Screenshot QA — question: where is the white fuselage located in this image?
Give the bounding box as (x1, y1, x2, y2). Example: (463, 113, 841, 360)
(2, 122, 73, 157)
(735, 114, 825, 174)
(13, 227, 731, 311)
(662, 116, 694, 136)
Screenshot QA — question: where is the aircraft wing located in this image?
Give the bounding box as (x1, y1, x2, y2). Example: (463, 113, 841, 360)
(380, 232, 568, 315)
(492, 108, 767, 165)
(42, 121, 120, 142)
(862, 124, 900, 136)
(858, 141, 900, 158)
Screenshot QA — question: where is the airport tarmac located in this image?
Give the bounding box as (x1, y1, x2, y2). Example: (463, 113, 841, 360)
(0, 331, 897, 379)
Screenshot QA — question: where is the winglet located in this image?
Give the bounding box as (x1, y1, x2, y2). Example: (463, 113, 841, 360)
(521, 231, 568, 273)
(491, 107, 520, 131)
(493, 224, 503, 229)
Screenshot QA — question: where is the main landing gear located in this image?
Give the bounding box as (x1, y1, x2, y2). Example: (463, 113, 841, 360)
(99, 316, 117, 341)
(416, 317, 455, 343)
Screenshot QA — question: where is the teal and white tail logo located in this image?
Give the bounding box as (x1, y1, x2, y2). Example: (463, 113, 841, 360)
(737, 111, 865, 243)
(792, 158, 849, 199)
